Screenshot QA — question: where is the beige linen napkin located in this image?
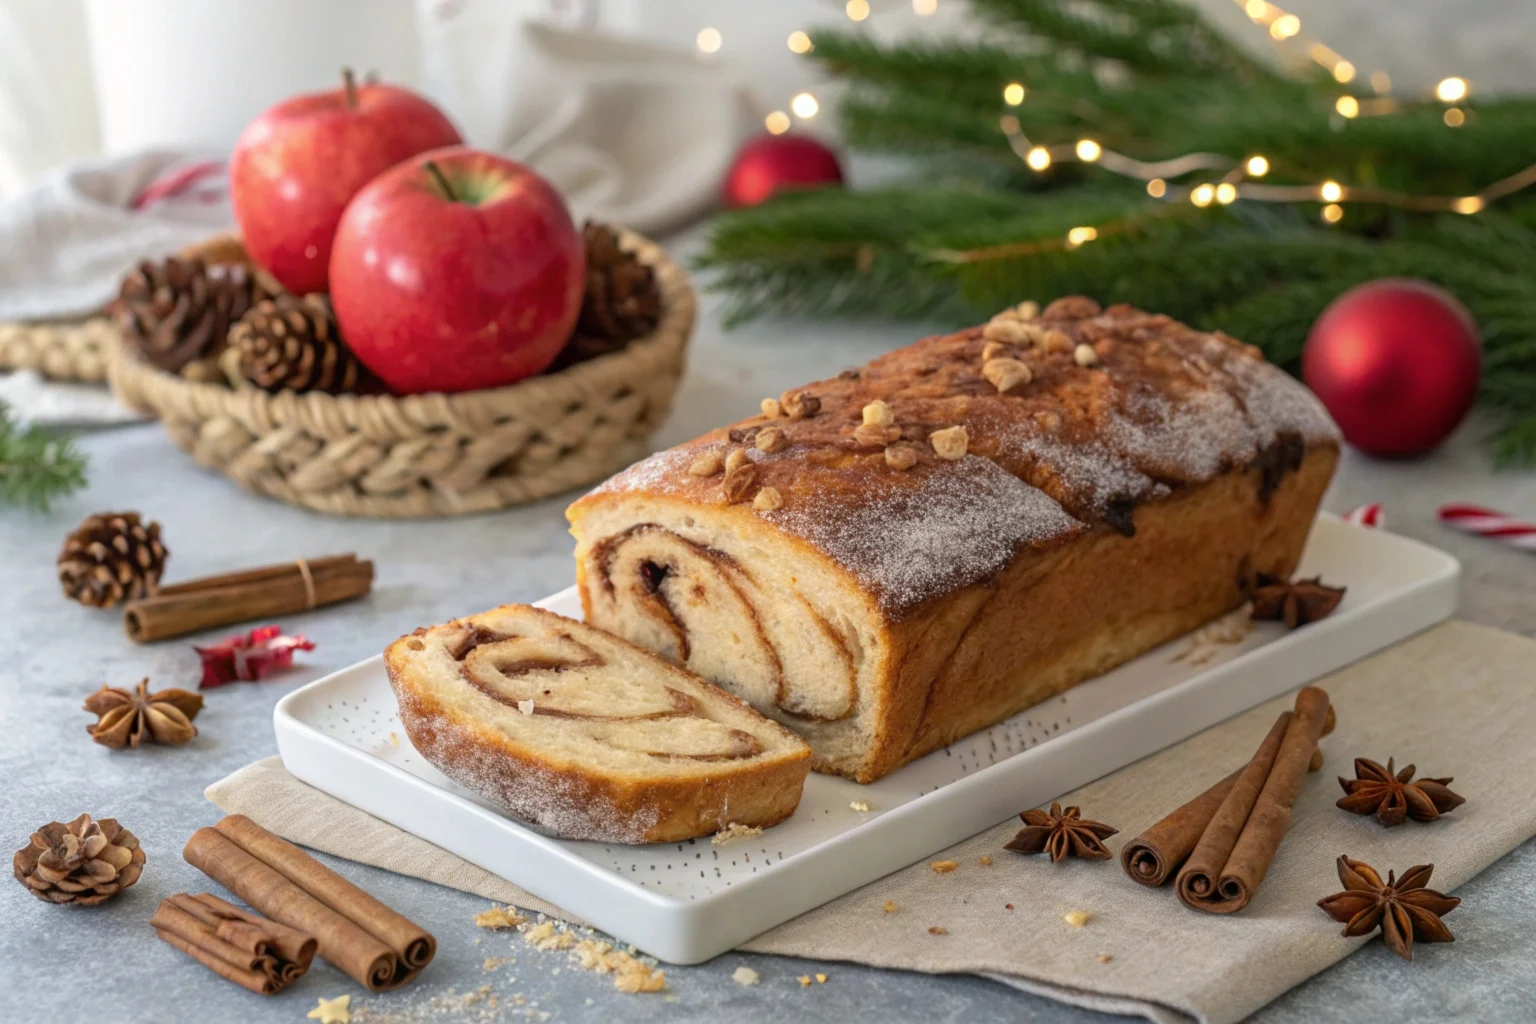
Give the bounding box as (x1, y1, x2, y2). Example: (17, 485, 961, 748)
(207, 621, 1536, 1024)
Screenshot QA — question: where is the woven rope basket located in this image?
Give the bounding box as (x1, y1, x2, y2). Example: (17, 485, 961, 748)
(107, 230, 695, 518)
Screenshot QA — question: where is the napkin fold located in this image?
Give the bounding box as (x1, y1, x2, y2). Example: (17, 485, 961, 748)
(207, 621, 1536, 1024)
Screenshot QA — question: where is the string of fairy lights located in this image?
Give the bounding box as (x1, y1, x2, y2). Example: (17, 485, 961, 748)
(690, 0, 1536, 253)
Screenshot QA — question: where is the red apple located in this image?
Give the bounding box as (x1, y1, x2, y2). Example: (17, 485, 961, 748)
(231, 70, 461, 295)
(329, 146, 585, 395)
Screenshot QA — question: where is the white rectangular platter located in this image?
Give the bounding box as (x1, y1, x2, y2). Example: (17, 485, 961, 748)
(274, 516, 1457, 964)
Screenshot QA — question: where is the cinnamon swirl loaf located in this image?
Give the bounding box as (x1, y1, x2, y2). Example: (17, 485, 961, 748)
(385, 605, 811, 843)
(567, 297, 1341, 783)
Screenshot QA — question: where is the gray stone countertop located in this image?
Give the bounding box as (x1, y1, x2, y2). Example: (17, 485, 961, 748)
(3, 249, 1535, 1023)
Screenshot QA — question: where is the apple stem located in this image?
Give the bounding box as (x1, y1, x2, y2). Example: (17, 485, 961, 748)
(342, 67, 358, 108)
(423, 160, 457, 202)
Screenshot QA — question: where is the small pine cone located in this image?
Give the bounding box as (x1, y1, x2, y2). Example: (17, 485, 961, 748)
(57, 511, 168, 609)
(13, 813, 146, 906)
(230, 295, 366, 394)
(552, 222, 663, 369)
(115, 256, 263, 374)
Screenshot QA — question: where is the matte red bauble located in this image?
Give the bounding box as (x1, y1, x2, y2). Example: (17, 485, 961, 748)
(329, 146, 585, 395)
(231, 71, 462, 295)
(1302, 279, 1480, 458)
(723, 134, 844, 208)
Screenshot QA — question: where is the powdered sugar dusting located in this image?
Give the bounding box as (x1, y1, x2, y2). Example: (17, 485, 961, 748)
(767, 456, 1083, 612)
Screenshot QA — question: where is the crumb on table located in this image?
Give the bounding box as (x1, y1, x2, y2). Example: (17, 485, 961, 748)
(712, 822, 764, 846)
(978, 855, 992, 866)
(732, 966, 760, 986)
(849, 800, 872, 812)
(928, 926, 948, 935)
(474, 905, 526, 930)
(1064, 910, 1093, 927)
(930, 860, 959, 874)
(882, 900, 899, 913)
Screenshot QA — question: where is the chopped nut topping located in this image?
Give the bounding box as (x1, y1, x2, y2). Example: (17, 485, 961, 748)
(854, 422, 902, 447)
(754, 427, 788, 454)
(725, 447, 751, 473)
(883, 900, 899, 913)
(753, 486, 784, 511)
(781, 391, 821, 419)
(1043, 296, 1102, 320)
(884, 444, 919, 471)
(1074, 343, 1100, 367)
(1063, 910, 1093, 927)
(728, 425, 761, 444)
(982, 340, 1014, 362)
(861, 400, 895, 427)
(928, 926, 948, 935)
(1015, 299, 1040, 320)
(983, 357, 1032, 393)
(930, 860, 959, 874)
(1043, 329, 1076, 354)
(760, 397, 782, 418)
(838, 368, 861, 381)
(982, 316, 1032, 343)
(929, 425, 969, 460)
(723, 464, 759, 503)
(688, 451, 724, 477)
(849, 800, 873, 812)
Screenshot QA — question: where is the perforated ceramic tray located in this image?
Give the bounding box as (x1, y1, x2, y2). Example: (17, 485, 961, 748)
(274, 516, 1458, 963)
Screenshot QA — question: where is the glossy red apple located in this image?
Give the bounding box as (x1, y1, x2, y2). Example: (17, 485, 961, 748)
(329, 146, 585, 395)
(231, 70, 461, 295)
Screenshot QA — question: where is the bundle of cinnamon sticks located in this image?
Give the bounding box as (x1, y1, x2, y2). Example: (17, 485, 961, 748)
(124, 554, 373, 643)
(179, 814, 434, 992)
(152, 892, 316, 994)
(1121, 686, 1334, 913)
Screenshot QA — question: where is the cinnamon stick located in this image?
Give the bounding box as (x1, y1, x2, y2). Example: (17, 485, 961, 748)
(124, 554, 373, 642)
(152, 893, 316, 995)
(183, 814, 433, 991)
(1176, 686, 1331, 913)
(1122, 692, 1335, 890)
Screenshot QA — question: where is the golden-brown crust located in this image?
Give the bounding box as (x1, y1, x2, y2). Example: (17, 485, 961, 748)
(384, 608, 810, 843)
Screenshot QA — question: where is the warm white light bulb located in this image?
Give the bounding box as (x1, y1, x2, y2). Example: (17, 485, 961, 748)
(1371, 71, 1392, 95)
(1003, 82, 1026, 106)
(913, 0, 938, 14)
(1245, 155, 1269, 177)
(1244, 0, 1268, 21)
(1075, 139, 1102, 162)
(1436, 77, 1468, 103)
(1215, 183, 1238, 204)
(1191, 184, 1215, 207)
(791, 92, 819, 119)
(1146, 178, 1167, 198)
(846, 0, 871, 21)
(1270, 14, 1300, 39)
(765, 111, 791, 135)
(1333, 61, 1356, 84)
(1335, 96, 1359, 118)
(787, 31, 812, 54)
(1453, 196, 1485, 215)
(1321, 203, 1344, 223)
(1026, 147, 1051, 171)
(1066, 226, 1098, 247)
(695, 27, 722, 54)
(1444, 108, 1466, 127)
(1319, 180, 1343, 202)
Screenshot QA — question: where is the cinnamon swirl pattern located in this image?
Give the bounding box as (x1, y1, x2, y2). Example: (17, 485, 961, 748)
(384, 605, 810, 844)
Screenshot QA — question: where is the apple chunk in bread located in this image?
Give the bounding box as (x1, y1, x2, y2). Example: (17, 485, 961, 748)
(384, 605, 810, 843)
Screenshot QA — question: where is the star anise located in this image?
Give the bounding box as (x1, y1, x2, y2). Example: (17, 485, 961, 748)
(1247, 572, 1346, 628)
(1337, 757, 1464, 827)
(1003, 802, 1118, 862)
(1317, 856, 1458, 960)
(82, 678, 203, 748)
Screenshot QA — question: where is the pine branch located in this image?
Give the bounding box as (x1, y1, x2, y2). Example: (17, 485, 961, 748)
(0, 400, 88, 511)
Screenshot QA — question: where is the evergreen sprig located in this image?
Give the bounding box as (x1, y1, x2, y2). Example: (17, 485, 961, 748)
(702, 0, 1536, 463)
(0, 400, 88, 511)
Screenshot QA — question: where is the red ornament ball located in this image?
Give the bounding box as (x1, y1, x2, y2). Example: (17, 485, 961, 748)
(1302, 279, 1480, 458)
(722, 134, 844, 208)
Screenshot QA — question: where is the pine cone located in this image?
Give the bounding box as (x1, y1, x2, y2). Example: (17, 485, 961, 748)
(116, 256, 263, 375)
(13, 813, 146, 905)
(57, 511, 168, 609)
(554, 222, 663, 369)
(230, 294, 367, 394)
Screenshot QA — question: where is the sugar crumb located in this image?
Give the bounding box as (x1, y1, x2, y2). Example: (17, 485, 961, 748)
(389, 731, 400, 746)
(849, 800, 872, 812)
(732, 966, 760, 986)
(474, 906, 526, 930)
(712, 822, 763, 846)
